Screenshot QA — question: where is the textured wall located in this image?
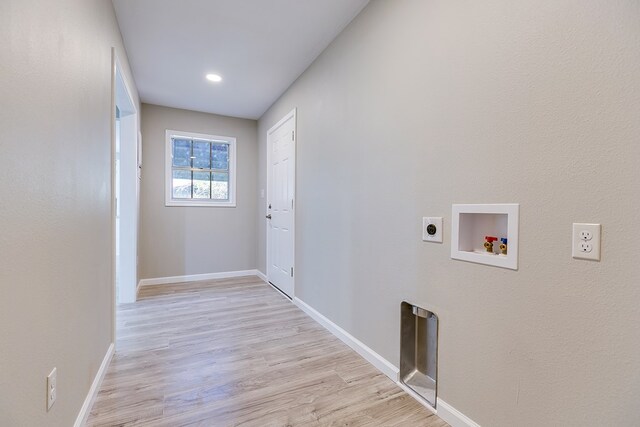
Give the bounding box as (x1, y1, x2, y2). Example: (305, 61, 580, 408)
(0, 0, 139, 425)
(258, 0, 640, 425)
(139, 104, 258, 280)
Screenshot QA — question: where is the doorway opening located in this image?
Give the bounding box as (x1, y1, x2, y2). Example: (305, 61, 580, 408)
(112, 50, 139, 322)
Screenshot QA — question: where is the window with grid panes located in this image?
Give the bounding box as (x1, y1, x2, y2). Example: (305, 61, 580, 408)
(165, 130, 236, 207)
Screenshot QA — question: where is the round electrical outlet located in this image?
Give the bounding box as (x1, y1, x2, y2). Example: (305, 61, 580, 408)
(426, 224, 437, 236)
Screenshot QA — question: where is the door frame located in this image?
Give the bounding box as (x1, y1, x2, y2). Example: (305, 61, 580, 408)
(266, 108, 297, 298)
(111, 48, 139, 344)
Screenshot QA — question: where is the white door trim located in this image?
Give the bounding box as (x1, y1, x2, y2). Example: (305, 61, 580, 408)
(111, 48, 139, 344)
(266, 108, 297, 298)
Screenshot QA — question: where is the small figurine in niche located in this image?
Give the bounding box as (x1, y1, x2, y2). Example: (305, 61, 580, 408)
(484, 236, 498, 253)
(499, 238, 508, 255)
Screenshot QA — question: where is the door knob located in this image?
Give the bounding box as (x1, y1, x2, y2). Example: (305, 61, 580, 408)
(265, 214, 272, 219)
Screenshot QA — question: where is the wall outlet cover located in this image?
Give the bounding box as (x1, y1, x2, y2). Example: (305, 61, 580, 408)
(422, 217, 443, 243)
(572, 223, 601, 261)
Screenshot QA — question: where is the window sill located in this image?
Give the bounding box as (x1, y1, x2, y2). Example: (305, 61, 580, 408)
(165, 200, 236, 208)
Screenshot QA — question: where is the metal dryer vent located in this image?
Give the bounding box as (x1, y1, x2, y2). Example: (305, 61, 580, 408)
(400, 302, 438, 408)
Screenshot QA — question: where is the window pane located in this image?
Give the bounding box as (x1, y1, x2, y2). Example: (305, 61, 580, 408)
(212, 143, 229, 170)
(172, 170, 191, 199)
(193, 171, 211, 199)
(212, 172, 229, 200)
(192, 140, 211, 169)
(172, 139, 191, 167)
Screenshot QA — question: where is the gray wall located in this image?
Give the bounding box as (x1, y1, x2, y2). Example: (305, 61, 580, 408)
(139, 104, 258, 279)
(0, 0, 139, 425)
(258, 0, 640, 425)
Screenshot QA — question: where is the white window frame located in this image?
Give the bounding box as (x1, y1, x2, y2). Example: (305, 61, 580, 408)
(165, 129, 237, 207)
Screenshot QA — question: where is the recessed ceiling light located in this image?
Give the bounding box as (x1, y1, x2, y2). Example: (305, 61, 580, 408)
(206, 73, 222, 83)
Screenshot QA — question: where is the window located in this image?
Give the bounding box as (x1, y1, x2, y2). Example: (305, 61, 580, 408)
(165, 130, 236, 207)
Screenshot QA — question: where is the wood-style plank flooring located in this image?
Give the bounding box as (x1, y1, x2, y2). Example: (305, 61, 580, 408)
(87, 276, 448, 427)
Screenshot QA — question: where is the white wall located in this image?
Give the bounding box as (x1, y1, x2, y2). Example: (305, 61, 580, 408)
(139, 104, 258, 280)
(258, 0, 640, 425)
(0, 0, 139, 425)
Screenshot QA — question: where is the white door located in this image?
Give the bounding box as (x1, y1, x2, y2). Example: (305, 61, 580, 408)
(267, 109, 296, 298)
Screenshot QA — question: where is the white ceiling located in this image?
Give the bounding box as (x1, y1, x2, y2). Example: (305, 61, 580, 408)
(113, 0, 369, 120)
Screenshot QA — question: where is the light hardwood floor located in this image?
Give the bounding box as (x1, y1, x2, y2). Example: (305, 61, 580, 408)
(87, 276, 448, 427)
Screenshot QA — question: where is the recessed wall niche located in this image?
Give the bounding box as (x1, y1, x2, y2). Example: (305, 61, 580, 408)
(451, 204, 519, 270)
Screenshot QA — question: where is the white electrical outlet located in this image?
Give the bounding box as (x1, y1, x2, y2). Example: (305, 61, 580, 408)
(422, 217, 443, 243)
(579, 241, 592, 253)
(47, 368, 57, 410)
(572, 223, 601, 261)
(579, 230, 593, 241)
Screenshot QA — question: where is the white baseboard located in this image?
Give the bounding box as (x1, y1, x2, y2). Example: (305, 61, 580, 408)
(292, 297, 399, 382)
(136, 279, 143, 297)
(74, 343, 114, 427)
(137, 269, 263, 288)
(255, 270, 267, 282)
(437, 398, 481, 427)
